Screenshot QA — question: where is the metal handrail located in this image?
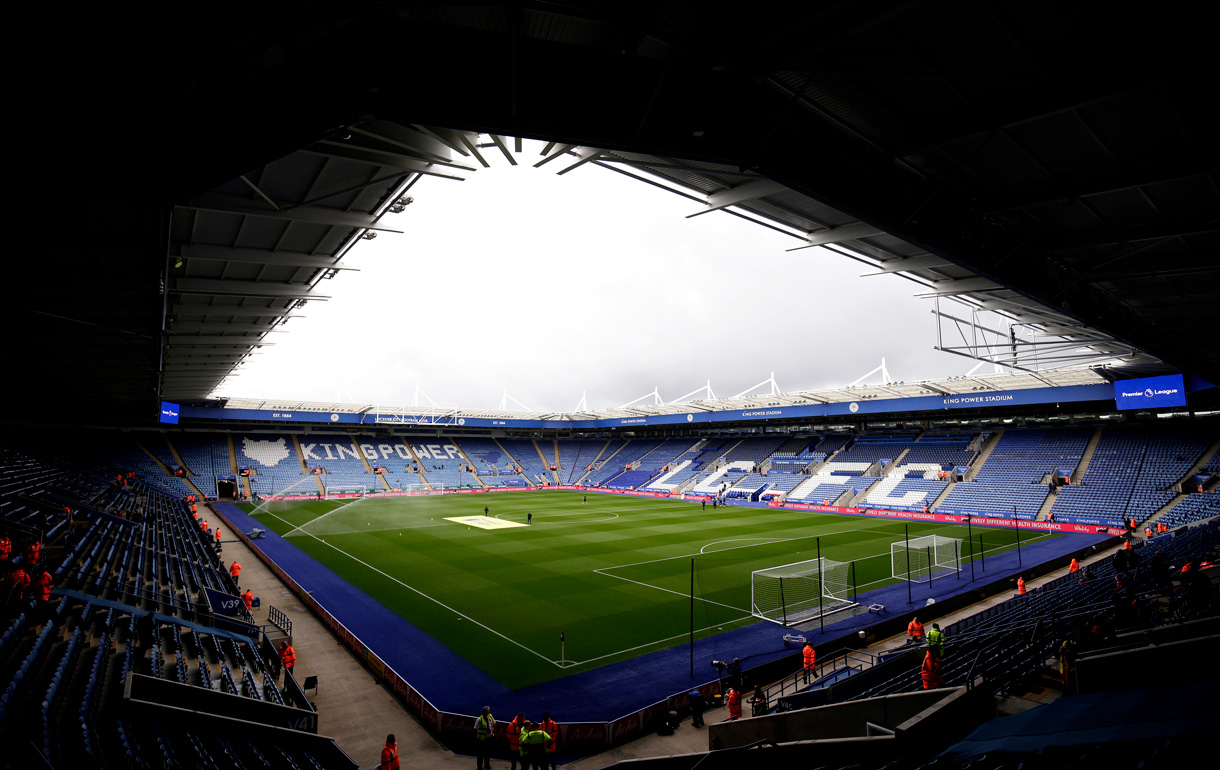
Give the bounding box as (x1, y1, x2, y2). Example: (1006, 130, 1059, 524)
(756, 647, 878, 709)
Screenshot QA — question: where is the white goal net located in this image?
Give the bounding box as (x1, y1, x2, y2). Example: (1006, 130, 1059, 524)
(892, 535, 962, 584)
(751, 557, 856, 626)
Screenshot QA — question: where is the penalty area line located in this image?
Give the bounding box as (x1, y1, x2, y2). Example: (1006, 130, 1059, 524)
(590, 568, 747, 614)
(604, 527, 879, 572)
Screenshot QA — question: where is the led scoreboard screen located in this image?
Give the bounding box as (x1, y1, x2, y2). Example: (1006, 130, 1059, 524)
(1113, 374, 1187, 410)
(159, 401, 180, 424)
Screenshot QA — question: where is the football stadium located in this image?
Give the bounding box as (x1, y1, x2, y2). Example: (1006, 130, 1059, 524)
(7, 4, 1220, 769)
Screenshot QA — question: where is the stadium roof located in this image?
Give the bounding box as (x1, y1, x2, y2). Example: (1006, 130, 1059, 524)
(219, 365, 1113, 423)
(17, 1, 1218, 423)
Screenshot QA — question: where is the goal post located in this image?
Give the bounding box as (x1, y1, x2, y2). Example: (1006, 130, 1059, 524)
(751, 557, 857, 626)
(892, 535, 962, 584)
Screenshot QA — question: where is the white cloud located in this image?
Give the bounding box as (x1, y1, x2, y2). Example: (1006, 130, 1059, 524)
(218, 141, 965, 410)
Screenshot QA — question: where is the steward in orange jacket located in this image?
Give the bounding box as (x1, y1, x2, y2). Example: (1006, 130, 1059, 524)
(1069, 558, 1080, 573)
(802, 642, 816, 680)
(279, 642, 296, 677)
(921, 650, 944, 689)
(907, 616, 925, 641)
(539, 712, 559, 768)
(727, 688, 742, 719)
(380, 734, 400, 770)
(33, 570, 52, 603)
(9, 569, 30, 600)
(24, 541, 40, 567)
(505, 713, 524, 770)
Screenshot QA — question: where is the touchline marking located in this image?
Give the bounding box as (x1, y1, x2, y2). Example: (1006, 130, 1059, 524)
(253, 504, 1058, 672)
(257, 510, 562, 668)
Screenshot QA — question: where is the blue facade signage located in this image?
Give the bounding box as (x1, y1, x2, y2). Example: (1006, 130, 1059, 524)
(182, 382, 1120, 428)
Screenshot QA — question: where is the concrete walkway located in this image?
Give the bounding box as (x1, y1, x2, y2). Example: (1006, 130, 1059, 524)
(219, 521, 1109, 769)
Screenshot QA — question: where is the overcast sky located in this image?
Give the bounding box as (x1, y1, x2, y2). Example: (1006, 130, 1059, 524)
(215, 140, 973, 411)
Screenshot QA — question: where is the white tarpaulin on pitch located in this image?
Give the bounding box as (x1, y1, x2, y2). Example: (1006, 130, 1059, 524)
(444, 516, 527, 530)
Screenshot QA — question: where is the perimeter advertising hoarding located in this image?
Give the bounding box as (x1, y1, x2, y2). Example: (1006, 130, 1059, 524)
(1113, 374, 1188, 410)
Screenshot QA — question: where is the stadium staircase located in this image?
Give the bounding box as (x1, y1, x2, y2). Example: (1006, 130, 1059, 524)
(592, 441, 628, 471)
(134, 438, 176, 480)
(225, 434, 239, 476)
(1070, 426, 1105, 484)
(182, 476, 206, 500)
(532, 440, 559, 485)
(807, 447, 842, 474)
(870, 447, 910, 476)
(1117, 436, 1220, 531)
(1035, 487, 1058, 521)
(159, 437, 206, 499)
(847, 478, 883, 508)
(570, 440, 610, 486)
(1142, 494, 1187, 532)
(225, 433, 258, 498)
(929, 480, 957, 511)
(350, 436, 374, 474)
(163, 437, 191, 476)
(647, 460, 693, 490)
(290, 435, 326, 496)
(450, 441, 488, 488)
(993, 656, 1069, 717)
(492, 439, 533, 486)
(1182, 437, 1220, 488)
(964, 431, 1003, 481)
(398, 439, 433, 490)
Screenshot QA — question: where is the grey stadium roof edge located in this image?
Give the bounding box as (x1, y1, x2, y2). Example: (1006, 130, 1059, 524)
(14, 1, 1219, 425)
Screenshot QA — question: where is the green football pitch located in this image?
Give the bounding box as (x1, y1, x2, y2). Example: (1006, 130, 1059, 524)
(243, 491, 1053, 689)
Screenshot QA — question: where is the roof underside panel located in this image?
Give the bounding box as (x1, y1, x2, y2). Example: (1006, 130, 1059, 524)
(16, 0, 1218, 423)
